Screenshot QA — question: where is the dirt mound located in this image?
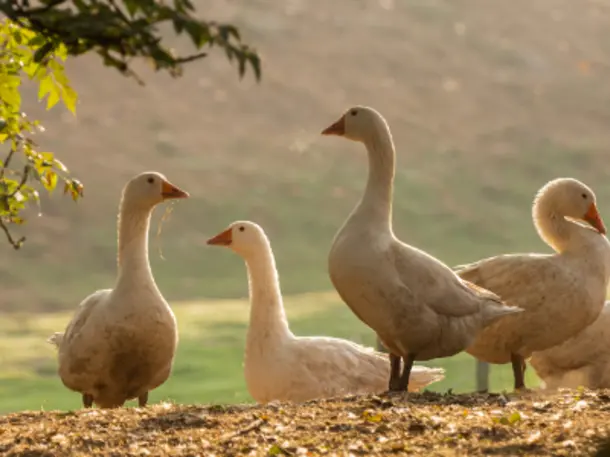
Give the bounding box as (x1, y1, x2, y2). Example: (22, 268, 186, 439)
(1, 389, 609, 456)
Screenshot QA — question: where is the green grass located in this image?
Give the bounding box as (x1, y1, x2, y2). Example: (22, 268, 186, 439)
(0, 292, 539, 413)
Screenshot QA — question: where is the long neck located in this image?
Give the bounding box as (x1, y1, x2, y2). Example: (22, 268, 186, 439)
(244, 245, 293, 345)
(115, 200, 156, 287)
(534, 204, 596, 253)
(352, 125, 396, 230)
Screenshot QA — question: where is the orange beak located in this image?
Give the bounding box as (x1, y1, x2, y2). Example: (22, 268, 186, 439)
(206, 228, 233, 246)
(161, 180, 189, 199)
(584, 202, 607, 234)
(321, 116, 345, 136)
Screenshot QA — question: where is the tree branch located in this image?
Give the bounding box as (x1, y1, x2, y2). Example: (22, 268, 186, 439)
(8, 165, 29, 198)
(0, 218, 25, 249)
(0, 0, 261, 81)
(0, 145, 16, 181)
(173, 51, 207, 65)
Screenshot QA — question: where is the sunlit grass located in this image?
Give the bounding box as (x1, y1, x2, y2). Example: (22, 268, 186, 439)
(0, 292, 539, 413)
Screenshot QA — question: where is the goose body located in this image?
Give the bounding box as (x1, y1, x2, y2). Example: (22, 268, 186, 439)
(49, 172, 189, 408)
(207, 221, 445, 404)
(455, 178, 610, 389)
(530, 301, 610, 390)
(321, 106, 521, 390)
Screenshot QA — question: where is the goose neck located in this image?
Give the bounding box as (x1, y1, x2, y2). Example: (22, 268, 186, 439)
(534, 203, 590, 253)
(244, 246, 293, 344)
(355, 128, 395, 229)
(116, 201, 156, 287)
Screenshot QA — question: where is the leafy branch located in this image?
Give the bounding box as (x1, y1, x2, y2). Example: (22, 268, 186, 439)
(0, 1, 261, 249)
(0, 0, 261, 83)
(0, 20, 83, 249)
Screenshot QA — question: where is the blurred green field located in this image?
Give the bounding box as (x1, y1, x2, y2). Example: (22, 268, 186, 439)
(4, 0, 610, 314)
(0, 0, 605, 415)
(0, 292, 539, 413)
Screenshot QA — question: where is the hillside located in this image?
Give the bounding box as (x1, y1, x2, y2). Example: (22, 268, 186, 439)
(1, 390, 609, 456)
(4, 0, 610, 311)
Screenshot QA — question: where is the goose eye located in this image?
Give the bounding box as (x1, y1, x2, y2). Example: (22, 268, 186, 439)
(147, 177, 154, 184)
(239, 226, 245, 232)
(350, 110, 358, 117)
(582, 193, 587, 199)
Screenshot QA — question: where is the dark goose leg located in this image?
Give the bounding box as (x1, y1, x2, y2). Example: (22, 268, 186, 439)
(511, 353, 526, 390)
(138, 392, 149, 407)
(388, 353, 402, 391)
(397, 352, 417, 391)
(82, 394, 93, 408)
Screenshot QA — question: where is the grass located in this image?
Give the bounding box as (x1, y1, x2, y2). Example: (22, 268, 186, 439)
(0, 292, 539, 414)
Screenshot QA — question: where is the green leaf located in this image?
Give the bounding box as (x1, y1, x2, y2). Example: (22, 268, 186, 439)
(184, 21, 209, 48)
(27, 35, 46, 48)
(59, 84, 77, 114)
(46, 87, 60, 110)
(38, 74, 54, 101)
(55, 43, 68, 62)
(42, 170, 58, 193)
(508, 412, 522, 424)
(362, 410, 383, 423)
(267, 445, 283, 456)
(64, 179, 84, 201)
(0, 77, 22, 109)
(33, 41, 55, 63)
(123, 0, 141, 16)
(12, 29, 22, 44)
(53, 158, 68, 173)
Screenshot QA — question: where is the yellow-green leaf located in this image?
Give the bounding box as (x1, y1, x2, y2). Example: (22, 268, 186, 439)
(46, 87, 60, 110)
(55, 42, 68, 62)
(60, 84, 77, 115)
(363, 410, 383, 423)
(42, 170, 58, 192)
(38, 74, 54, 101)
(53, 158, 68, 172)
(508, 412, 522, 424)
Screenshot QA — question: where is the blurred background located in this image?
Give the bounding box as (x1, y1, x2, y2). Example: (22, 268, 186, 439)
(2, 0, 610, 412)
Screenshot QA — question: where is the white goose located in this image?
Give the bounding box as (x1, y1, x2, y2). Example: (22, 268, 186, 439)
(48, 171, 189, 408)
(206, 221, 445, 404)
(456, 178, 610, 389)
(321, 106, 522, 391)
(530, 301, 610, 390)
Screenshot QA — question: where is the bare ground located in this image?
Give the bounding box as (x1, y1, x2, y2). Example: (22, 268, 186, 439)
(1, 389, 609, 456)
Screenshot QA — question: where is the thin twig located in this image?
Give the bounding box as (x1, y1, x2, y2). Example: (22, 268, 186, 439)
(107, 0, 132, 24)
(0, 218, 25, 249)
(155, 202, 175, 260)
(8, 165, 29, 198)
(14, 0, 66, 16)
(173, 51, 208, 64)
(219, 418, 266, 444)
(0, 145, 16, 180)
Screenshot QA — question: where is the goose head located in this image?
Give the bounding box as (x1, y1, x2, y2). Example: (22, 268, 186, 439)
(534, 178, 606, 235)
(321, 106, 389, 143)
(206, 220, 267, 257)
(122, 171, 189, 210)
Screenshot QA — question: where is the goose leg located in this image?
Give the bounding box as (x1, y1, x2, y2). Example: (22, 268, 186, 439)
(511, 353, 526, 390)
(397, 352, 417, 391)
(82, 394, 93, 408)
(388, 353, 402, 391)
(138, 392, 149, 407)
